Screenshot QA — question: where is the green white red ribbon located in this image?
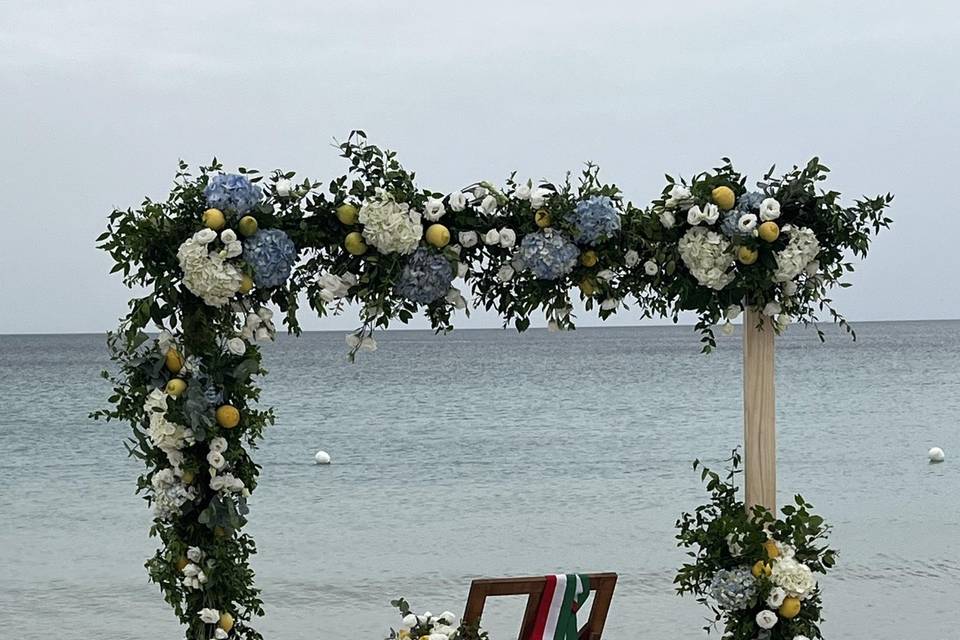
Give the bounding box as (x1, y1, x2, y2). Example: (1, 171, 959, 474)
(530, 574, 591, 640)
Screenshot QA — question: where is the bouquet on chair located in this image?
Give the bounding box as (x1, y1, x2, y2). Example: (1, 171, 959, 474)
(386, 598, 487, 640)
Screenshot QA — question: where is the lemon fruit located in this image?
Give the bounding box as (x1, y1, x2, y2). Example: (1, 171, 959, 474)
(779, 596, 801, 619)
(216, 405, 240, 429)
(344, 232, 368, 256)
(758, 221, 780, 243)
(202, 208, 226, 231)
(534, 209, 552, 228)
(580, 250, 598, 267)
(237, 215, 258, 236)
(751, 560, 772, 578)
(180, 470, 195, 485)
(175, 556, 189, 571)
(239, 274, 254, 294)
(165, 349, 184, 374)
(219, 613, 235, 632)
(579, 277, 597, 296)
(425, 224, 451, 248)
(165, 378, 187, 398)
(711, 186, 736, 210)
(737, 246, 759, 265)
(336, 203, 359, 225)
(763, 539, 781, 559)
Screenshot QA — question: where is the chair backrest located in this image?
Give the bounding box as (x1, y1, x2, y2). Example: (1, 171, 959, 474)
(462, 572, 617, 640)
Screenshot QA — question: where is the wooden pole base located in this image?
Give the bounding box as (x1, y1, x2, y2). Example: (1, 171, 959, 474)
(743, 307, 776, 513)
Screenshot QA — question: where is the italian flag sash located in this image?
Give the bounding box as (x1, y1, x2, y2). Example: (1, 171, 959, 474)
(530, 574, 591, 640)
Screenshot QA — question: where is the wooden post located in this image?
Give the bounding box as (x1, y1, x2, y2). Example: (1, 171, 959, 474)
(743, 307, 776, 513)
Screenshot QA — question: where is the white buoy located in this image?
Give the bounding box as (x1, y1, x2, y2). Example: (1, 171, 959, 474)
(928, 447, 945, 463)
(314, 450, 331, 465)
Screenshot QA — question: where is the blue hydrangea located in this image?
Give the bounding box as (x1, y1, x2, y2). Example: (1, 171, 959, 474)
(204, 173, 262, 216)
(518, 229, 580, 280)
(735, 191, 765, 215)
(568, 195, 621, 245)
(243, 229, 297, 288)
(708, 567, 758, 611)
(721, 191, 765, 238)
(393, 248, 454, 304)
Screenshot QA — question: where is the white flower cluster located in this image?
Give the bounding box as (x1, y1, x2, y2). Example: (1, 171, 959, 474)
(206, 436, 247, 495)
(181, 547, 207, 590)
(241, 307, 275, 342)
(177, 229, 244, 306)
(770, 555, 817, 600)
(677, 227, 735, 290)
(400, 611, 460, 640)
(144, 389, 194, 470)
(773, 227, 821, 283)
(150, 468, 196, 521)
(198, 609, 229, 638)
(317, 271, 358, 302)
(482, 227, 517, 248)
(358, 190, 422, 255)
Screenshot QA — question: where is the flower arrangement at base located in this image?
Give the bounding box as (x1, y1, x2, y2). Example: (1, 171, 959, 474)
(639, 159, 892, 351)
(385, 599, 487, 640)
(675, 450, 837, 640)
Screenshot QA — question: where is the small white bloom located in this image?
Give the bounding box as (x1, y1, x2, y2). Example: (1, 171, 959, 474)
(196, 228, 217, 245)
(182, 563, 200, 578)
(483, 229, 501, 245)
(514, 183, 531, 200)
(439, 611, 457, 624)
(157, 330, 175, 354)
(187, 546, 204, 563)
(665, 184, 692, 208)
(596, 269, 615, 282)
(257, 307, 273, 322)
(214, 629, 229, 639)
(480, 194, 498, 214)
(499, 227, 516, 248)
(624, 249, 640, 268)
(255, 327, 272, 342)
(738, 213, 758, 233)
(644, 260, 659, 276)
(701, 203, 720, 224)
(782, 281, 798, 296)
(659, 209, 676, 228)
(445, 288, 467, 309)
(763, 302, 782, 317)
(423, 197, 446, 221)
(767, 586, 787, 608)
(529, 186, 551, 208)
(345, 333, 377, 352)
(600, 298, 619, 311)
(226, 337, 246, 356)
(760, 197, 781, 221)
(721, 322, 735, 336)
(804, 260, 820, 277)
(458, 231, 478, 248)
(686, 205, 704, 226)
(209, 437, 228, 453)
(448, 190, 468, 212)
(725, 305, 742, 321)
(206, 451, 226, 470)
(275, 178, 292, 197)
(497, 265, 515, 282)
(756, 610, 778, 630)
(223, 241, 242, 259)
(220, 229, 238, 244)
(198, 608, 220, 624)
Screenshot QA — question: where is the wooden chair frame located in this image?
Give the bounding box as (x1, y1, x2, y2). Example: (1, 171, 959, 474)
(462, 572, 617, 640)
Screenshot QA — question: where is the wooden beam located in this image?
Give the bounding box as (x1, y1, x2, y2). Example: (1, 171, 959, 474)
(743, 307, 776, 512)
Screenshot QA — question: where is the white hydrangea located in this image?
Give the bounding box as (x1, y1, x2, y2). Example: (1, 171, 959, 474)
(151, 468, 196, 521)
(358, 190, 422, 255)
(677, 227, 735, 290)
(177, 230, 243, 307)
(770, 556, 817, 599)
(773, 227, 820, 282)
(144, 390, 193, 469)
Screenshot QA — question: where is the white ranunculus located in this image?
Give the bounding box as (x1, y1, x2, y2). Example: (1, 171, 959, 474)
(448, 190, 468, 212)
(600, 298, 619, 311)
(423, 196, 446, 221)
(226, 337, 246, 356)
(207, 451, 226, 470)
(497, 265, 514, 282)
(529, 186, 551, 208)
(358, 191, 422, 255)
(770, 557, 817, 599)
(767, 586, 787, 608)
(738, 213, 758, 233)
(458, 231, 478, 248)
(499, 228, 516, 248)
(725, 304, 742, 320)
(196, 228, 217, 244)
(721, 322, 735, 336)
(480, 194, 498, 214)
(760, 197, 781, 221)
(756, 610, 778, 630)
(665, 184, 692, 208)
(187, 546, 203, 563)
(644, 260, 659, 276)
(221, 229, 238, 244)
(701, 203, 720, 224)
(763, 302, 782, 317)
(209, 437, 228, 453)
(596, 269, 615, 282)
(275, 178, 292, 197)
(198, 608, 220, 624)
(659, 209, 676, 228)
(624, 249, 640, 268)
(686, 205, 704, 226)
(483, 229, 501, 245)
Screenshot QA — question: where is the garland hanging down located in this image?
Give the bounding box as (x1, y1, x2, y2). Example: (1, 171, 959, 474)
(93, 132, 891, 639)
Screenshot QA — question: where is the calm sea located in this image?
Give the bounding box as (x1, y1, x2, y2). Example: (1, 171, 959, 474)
(0, 322, 958, 639)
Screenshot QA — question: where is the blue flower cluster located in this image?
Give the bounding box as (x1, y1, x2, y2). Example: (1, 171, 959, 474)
(204, 173, 262, 216)
(735, 191, 765, 214)
(708, 567, 758, 611)
(569, 195, 621, 245)
(518, 229, 580, 280)
(393, 248, 454, 304)
(720, 191, 764, 237)
(243, 229, 297, 288)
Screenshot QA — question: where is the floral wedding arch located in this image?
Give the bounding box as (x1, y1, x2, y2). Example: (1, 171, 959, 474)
(95, 132, 891, 640)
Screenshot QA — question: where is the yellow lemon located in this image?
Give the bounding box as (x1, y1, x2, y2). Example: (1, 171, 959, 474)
(779, 596, 801, 619)
(751, 560, 772, 578)
(580, 250, 598, 267)
(175, 556, 189, 571)
(711, 186, 736, 210)
(737, 246, 759, 265)
(398, 631, 411, 640)
(164, 349, 184, 374)
(219, 613, 235, 632)
(216, 405, 240, 429)
(758, 221, 780, 243)
(579, 277, 597, 296)
(763, 539, 781, 559)
(237, 215, 259, 236)
(534, 209, 552, 228)
(239, 274, 254, 294)
(165, 378, 187, 398)
(336, 203, 359, 225)
(202, 208, 226, 231)
(425, 223, 451, 248)
(344, 231, 368, 256)
(180, 470, 195, 485)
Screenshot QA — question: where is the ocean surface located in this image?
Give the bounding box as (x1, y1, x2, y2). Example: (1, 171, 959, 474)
(1, 321, 958, 639)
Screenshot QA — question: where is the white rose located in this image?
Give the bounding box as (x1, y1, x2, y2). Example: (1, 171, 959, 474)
(220, 229, 238, 244)
(401, 614, 418, 628)
(198, 608, 220, 624)
(529, 186, 551, 208)
(448, 190, 467, 212)
(499, 228, 516, 248)
(767, 586, 787, 608)
(182, 563, 200, 577)
(644, 260, 659, 276)
(207, 451, 226, 470)
(600, 298, 619, 311)
(497, 265, 514, 282)
(514, 183, 531, 200)
(458, 231, 478, 248)
(275, 178, 292, 197)
(438, 611, 457, 625)
(480, 194, 498, 214)
(187, 546, 204, 563)
(756, 610, 778, 629)
(763, 302, 781, 317)
(226, 337, 246, 356)
(624, 249, 640, 268)
(483, 229, 501, 245)
(760, 197, 781, 221)
(423, 196, 446, 221)
(209, 437, 228, 453)
(596, 269, 615, 282)
(196, 229, 217, 244)
(738, 213, 758, 233)
(665, 184, 691, 207)
(659, 209, 676, 228)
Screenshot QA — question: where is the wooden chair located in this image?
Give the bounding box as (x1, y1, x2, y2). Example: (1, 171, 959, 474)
(462, 572, 617, 640)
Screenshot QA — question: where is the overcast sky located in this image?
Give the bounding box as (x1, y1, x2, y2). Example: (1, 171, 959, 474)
(1, 1, 956, 334)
